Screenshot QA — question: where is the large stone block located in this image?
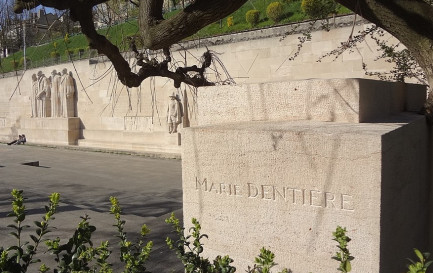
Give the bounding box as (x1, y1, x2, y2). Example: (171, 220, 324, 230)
(183, 79, 430, 273)
(182, 115, 430, 273)
(195, 79, 425, 126)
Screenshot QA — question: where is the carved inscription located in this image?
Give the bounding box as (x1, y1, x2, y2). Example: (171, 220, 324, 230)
(195, 177, 354, 211)
(124, 116, 154, 131)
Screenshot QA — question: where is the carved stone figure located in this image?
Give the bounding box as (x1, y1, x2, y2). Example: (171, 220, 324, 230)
(30, 74, 38, 117)
(36, 71, 51, 117)
(59, 68, 76, 117)
(166, 93, 183, 134)
(50, 70, 61, 117)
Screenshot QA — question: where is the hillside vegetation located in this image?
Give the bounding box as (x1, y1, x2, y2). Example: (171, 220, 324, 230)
(0, 0, 350, 74)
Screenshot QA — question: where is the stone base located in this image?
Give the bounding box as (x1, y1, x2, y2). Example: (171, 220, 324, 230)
(20, 117, 81, 145)
(77, 129, 181, 155)
(182, 114, 430, 273)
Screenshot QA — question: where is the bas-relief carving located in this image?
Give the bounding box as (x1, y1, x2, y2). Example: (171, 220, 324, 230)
(51, 70, 61, 117)
(30, 74, 38, 117)
(30, 68, 76, 118)
(36, 71, 50, 118)
(60, 68, 76, 118)
(195, 177, 355, 211)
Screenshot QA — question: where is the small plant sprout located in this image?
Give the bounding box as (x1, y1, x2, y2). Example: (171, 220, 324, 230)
(247, 247, 289, 273)
(332, 226, 354, 273)
(110, 196, 153, 273)
(407, 249, 433, 273)
(0, 190, 60, 272)
(166, 213, 236, 273)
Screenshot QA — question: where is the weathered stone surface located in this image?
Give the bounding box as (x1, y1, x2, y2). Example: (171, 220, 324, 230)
(183, 115, 430, 273)
(0, 15, 418, 154)
(182, 79, 430, 273)
(20, 117, 81, 145)
(196, 79, 425, 125)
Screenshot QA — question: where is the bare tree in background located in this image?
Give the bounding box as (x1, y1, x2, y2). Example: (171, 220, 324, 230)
(0, 1, 10, 58)
(0, 0, 22, 58)
(53, 9, 75, 36)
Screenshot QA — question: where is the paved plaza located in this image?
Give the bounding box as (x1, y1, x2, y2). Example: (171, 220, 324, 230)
(0, 144, 183, 272)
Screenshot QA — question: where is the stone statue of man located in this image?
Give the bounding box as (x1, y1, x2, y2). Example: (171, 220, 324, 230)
(36, 71, 51, 117)
(166, 93, 183, 134)
(59, 68, 76, 117)
(30, 74, 38, 117)
(50, 70, 61, 117)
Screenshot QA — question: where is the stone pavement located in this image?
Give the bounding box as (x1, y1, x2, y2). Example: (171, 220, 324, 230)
(0, 144, 184, 272)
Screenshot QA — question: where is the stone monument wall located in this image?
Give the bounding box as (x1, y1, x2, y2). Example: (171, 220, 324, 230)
(182, 79, 432, 273)
(0, 15, 417, 154)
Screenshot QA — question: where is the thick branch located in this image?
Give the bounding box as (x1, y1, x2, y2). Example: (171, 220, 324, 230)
(139, 0, 248, 49)
(75, 5, 214, 88)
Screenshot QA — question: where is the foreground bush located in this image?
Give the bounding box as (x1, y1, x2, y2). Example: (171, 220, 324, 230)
(0, 189, 429, 273)
(0, 190, 289, 273)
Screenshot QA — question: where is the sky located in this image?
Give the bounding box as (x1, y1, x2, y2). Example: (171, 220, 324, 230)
(35, 6, 55, 14)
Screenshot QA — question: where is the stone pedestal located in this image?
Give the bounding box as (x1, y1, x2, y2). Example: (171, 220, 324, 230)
(21, 117, 81, 145)
(182, 79, 431, 273)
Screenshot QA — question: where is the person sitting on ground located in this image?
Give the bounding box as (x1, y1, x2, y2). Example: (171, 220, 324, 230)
(16, 134, 26, 145)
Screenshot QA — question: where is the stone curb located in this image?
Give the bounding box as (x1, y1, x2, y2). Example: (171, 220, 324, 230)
(0, 142, 181, 160)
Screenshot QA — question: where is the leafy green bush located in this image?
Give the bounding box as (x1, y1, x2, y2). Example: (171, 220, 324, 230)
(0, 189, 290, 273)
(301, 0, 337, 19)
(406, 249, 433, 273)
(64, 33, 70, 44)
(227, 16, 234, 27)
(0, 190, 59, 272)
(266, 2, 284, 24)
(6, 189, 425, 273)
(246, 9, 260, 28)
